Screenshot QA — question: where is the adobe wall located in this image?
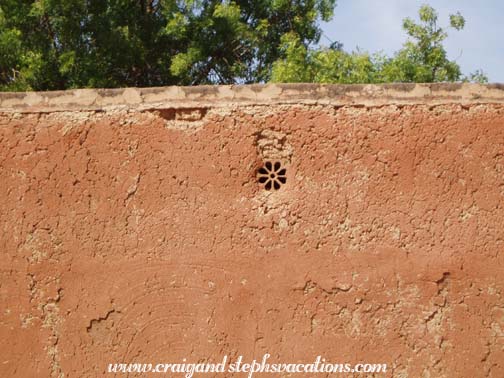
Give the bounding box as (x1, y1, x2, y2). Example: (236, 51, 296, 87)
(1, 84, 503, 378)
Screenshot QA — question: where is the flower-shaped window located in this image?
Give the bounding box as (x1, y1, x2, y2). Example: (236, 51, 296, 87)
(258, 161, 287, 190)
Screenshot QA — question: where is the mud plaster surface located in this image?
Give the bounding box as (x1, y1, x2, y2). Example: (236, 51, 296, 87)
(0, 100, 504, 378)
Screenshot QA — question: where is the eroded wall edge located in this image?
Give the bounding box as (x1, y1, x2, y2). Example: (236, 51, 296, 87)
(1, 83, 504, 113)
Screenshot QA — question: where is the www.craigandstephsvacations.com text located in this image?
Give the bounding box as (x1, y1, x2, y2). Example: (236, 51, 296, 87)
(107, 354, 387, 377)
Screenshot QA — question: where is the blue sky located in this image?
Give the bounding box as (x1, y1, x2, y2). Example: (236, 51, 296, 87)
(320, 0, 503, 82)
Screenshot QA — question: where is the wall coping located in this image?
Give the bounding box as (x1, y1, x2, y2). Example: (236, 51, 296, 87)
(1, 83, 504, 113)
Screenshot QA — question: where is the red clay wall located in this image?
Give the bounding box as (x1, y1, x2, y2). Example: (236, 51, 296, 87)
(1, 84, 504, 378)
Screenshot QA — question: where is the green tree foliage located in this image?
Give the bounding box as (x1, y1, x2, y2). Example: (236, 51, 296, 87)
(0, 2, 488, 90)
(0, 0, 335, 90)
(271, 5, 488, 84)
